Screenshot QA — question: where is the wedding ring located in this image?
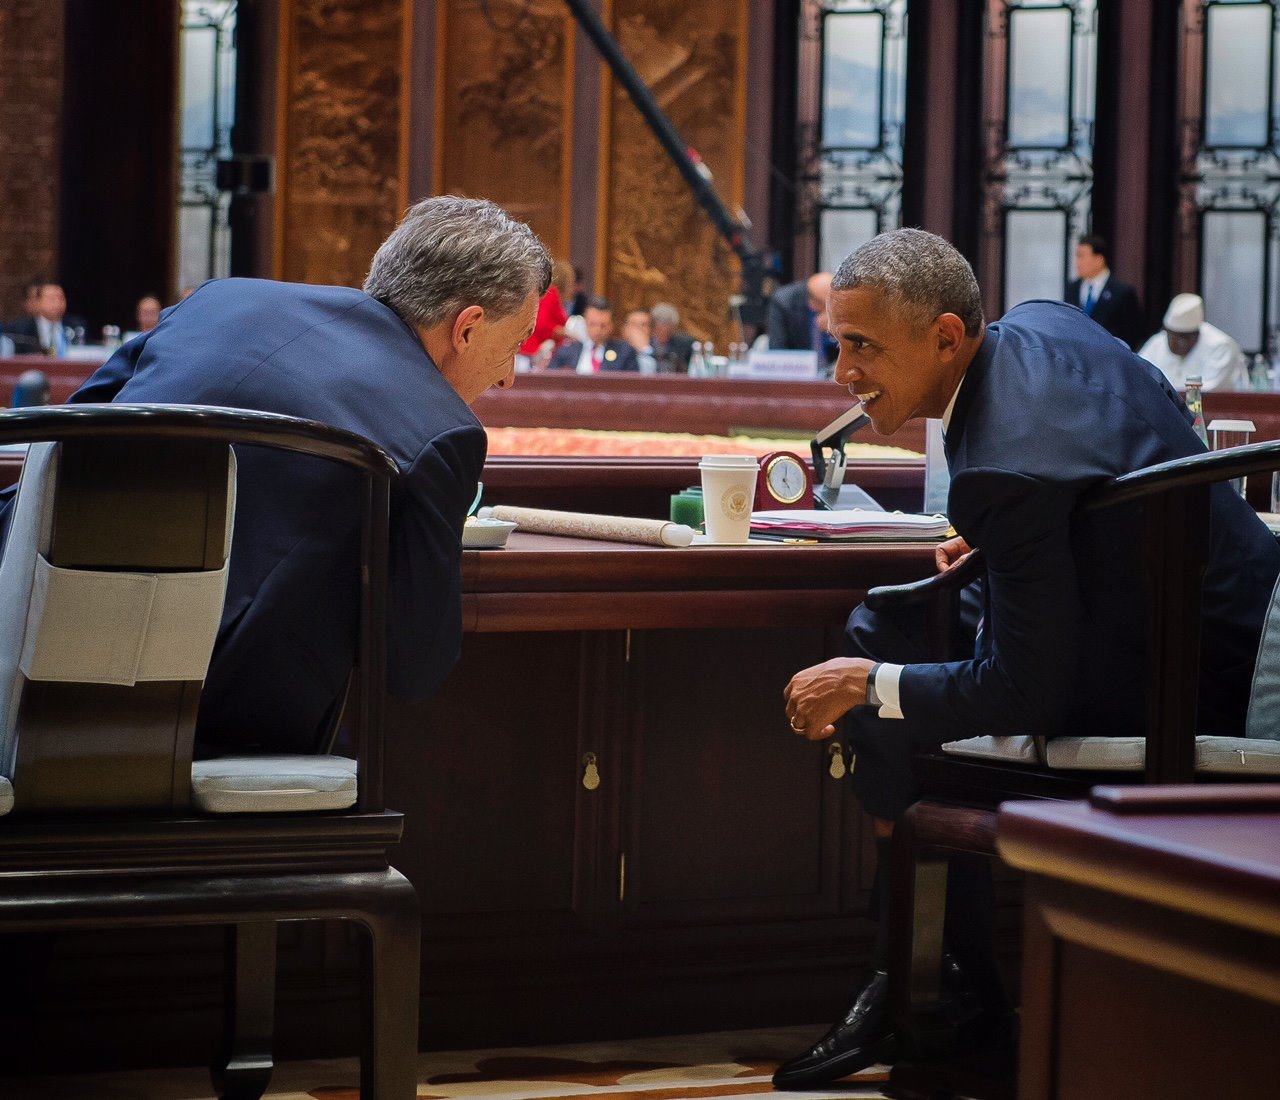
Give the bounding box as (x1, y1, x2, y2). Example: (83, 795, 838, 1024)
(789, 717, 805, 733)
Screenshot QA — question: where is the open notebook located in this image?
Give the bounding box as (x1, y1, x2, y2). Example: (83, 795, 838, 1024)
(751, 508, 951, 541)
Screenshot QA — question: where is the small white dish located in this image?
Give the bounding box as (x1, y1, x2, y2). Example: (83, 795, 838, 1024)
(463, 517, 518, 549)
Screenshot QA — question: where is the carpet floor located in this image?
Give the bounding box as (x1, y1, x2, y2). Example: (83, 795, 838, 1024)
(0, 1025, 893, 1099)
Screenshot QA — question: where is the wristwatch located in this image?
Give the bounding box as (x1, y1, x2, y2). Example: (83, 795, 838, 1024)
(866, 662, 881, 707)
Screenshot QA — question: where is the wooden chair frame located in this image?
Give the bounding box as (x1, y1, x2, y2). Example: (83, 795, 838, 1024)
(0, 404, 417, 1100)
(864, 439, 1280, 1100)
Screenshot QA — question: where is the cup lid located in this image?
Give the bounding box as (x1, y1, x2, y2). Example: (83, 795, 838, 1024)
(698, 454, 759, 466)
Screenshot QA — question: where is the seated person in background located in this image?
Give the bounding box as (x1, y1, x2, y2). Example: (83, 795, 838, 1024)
(773, 229, 1280, 1090)
(621, 308, 658, 374)
(49, 196, 550, 756)
(516, 260, 574, 372)
(650, 302, 694, 372)
(1138, 292, 1249, 391)
(121, 294, 164, 342)
(1065, 234, 1144, 350)
(767, 272, 838, 366)
(547, 297, 639, 373)
(1, 281, 41, 334)
(5, 281, 85, 356)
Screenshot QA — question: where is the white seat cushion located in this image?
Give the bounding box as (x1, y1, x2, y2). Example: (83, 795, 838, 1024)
(942, 734, 1280, 775)
(0, 777, 12, 816)
(191, 755, 358, 814)
(1194, 736, 1280, 775)
(940, 735, 1041, 765)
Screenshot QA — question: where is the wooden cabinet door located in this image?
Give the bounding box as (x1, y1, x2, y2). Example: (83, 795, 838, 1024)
(386, 630, 621, 950)
(615, 625, 854, 929)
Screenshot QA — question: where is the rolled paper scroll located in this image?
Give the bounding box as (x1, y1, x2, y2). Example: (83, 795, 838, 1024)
(481, 505, 694, 547)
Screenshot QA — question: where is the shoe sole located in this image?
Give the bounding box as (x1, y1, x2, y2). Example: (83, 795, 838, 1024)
(771, 1034, 897, 1090)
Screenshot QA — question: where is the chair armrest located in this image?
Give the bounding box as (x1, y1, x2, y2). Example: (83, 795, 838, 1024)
(1085, 439, 1280, 511)
(865, 548, 985, 611)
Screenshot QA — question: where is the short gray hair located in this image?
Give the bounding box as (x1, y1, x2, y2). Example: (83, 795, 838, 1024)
(650, 302, 679, 327)
(832, 228, 983, 336)
(364, 196, 552, 329)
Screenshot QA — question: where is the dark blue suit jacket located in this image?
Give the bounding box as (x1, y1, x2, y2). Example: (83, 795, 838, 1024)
(896, 299, 1280, 742)
(1066, 275, 1145, 350)
(66, 278, 487, 753)
(546, 339, 639, 372)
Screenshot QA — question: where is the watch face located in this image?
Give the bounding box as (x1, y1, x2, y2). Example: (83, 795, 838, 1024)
(766, 454, 808, 504)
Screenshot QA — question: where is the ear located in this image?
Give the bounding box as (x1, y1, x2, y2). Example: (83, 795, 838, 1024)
(451, 304, 485, 351)
(934, 312, 967, 360)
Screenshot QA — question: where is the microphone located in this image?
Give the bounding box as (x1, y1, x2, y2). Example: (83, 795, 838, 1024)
(810, 403, 872, 510)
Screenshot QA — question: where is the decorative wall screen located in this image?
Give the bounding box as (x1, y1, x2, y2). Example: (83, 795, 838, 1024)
(178, 1, 237, 292)
(807, 0, 907, 272)
(1180, 0, 1280, 356)
(982, 0, 1097, 314)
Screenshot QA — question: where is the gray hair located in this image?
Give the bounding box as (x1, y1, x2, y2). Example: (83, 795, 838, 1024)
(832, 228, 983, 336)
(650, 302, 679, 327)
(364, 196, 552, 329)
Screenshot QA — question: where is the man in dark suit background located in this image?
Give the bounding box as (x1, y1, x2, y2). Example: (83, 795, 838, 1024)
(4, 281, 86, 356)
(63, 196, 550, 756)
(547, 297, 639, 372)
(767, 271, 838, 367)
(649, 302, 694, 372)
(1065, 233, 1145, 350)
(773, 229, 1280, 1088)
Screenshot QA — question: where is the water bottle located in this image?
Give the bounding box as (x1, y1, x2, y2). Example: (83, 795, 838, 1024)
(689, 340, 706, 377)
(703, 341, 716, 376)
(1184, 373, 1208, 446)
(1251, 354, 1270, 391)
(101, 325, 121, 349)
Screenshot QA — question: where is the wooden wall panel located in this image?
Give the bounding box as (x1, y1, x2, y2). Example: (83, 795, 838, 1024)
(0, 1, 63, 320)
(601, 0, 748, 346)
(274, 0, 408, 286)
(434, 0, 573, 260)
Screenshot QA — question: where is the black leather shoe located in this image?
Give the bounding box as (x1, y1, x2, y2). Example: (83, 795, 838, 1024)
(771, 969, 894, 1090)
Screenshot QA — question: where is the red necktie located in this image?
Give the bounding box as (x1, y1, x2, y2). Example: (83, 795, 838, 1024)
(591, 346, 602, 373)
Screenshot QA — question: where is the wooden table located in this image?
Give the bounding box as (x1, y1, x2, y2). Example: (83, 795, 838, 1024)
(384, 533, 939, 1049)
(998, 786, 1280, 1099)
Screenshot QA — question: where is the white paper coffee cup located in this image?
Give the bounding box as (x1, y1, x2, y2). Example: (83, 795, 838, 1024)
(698, 454, 758, 543)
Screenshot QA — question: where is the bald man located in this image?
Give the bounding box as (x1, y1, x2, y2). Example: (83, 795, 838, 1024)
(767, 272, 837, 365)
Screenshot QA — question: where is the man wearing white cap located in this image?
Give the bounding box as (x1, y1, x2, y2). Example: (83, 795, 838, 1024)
(1138, 292, 1248, 391)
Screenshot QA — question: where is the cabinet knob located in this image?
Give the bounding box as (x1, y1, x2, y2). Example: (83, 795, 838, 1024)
(582, 752, 601, 791)
(827, 743, 847, 780)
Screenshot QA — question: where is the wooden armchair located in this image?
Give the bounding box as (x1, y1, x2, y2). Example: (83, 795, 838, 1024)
(0, 404, 417, 1100)
(862, 439, 1280, 1100)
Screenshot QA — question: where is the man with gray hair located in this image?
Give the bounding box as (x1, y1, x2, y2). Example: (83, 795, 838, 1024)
(649, 301, 694, 372)
(773, 229, 1279, 1088)
(66, 196, 550, 755)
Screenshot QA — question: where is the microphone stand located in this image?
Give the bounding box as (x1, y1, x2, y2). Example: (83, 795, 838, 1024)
(810, 404, 871, 510)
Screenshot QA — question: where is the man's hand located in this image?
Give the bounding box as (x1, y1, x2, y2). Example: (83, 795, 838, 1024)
(935, 534, 972, 574)
(783, 657, 875, 741)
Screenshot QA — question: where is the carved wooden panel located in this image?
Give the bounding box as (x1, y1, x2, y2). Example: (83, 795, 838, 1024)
(275, 0, 406, 286)
(602, 1, 747, 347)
(434, 0, 573, 259)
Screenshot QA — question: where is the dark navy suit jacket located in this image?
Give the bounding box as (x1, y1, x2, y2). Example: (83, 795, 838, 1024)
(1066, 274, 1145, 350)
(896, 299, 1280, 743)
(546, 339, 639, 372)
(65, 278, 487, 753)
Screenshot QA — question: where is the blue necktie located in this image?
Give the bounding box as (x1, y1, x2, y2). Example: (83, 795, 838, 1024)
(1083, 285, 1096, 317)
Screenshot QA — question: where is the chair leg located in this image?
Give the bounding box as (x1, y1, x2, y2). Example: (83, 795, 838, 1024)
(211, 921, 277, 1100)
(358, 868, 421, 1100)
(889, 806, 953, 1061)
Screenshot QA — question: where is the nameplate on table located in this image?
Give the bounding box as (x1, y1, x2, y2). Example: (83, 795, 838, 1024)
(728, 349, 820, 381)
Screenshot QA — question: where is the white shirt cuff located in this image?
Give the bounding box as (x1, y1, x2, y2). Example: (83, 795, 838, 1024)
(874, 662, 904, 720)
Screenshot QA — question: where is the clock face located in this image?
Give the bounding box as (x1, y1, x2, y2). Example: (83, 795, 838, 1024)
(765, 453, 808, 504)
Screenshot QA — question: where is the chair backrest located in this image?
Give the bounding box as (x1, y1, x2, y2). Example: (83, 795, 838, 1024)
(0, 436, 234, 814)
(0, 404, 399, 818)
